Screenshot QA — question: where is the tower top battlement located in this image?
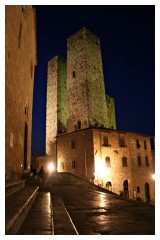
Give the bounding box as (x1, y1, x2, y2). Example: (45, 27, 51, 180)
(67, 27, 100, 49)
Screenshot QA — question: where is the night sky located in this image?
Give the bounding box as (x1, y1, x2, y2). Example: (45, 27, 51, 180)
(31, 5, 155, 157)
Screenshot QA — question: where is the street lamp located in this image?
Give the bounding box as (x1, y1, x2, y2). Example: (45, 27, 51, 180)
(48, 162, 54, 172)
(152, 174, 155, 180)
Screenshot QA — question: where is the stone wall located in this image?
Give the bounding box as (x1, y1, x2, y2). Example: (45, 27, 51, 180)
(45, 172, 117, 196)
(5, 6, 37, 180)
(94, 129, 155, 201)
(46, 56, 67, 165)
(57, 129, 94, 180)
(67, 28, 110, 132)
(57, 128, 155, 202)
(57, 57, 67, 133)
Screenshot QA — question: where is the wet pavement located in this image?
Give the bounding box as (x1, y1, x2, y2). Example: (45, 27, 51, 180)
(50, 185, 155, 235)
(17, 192, 53, 235)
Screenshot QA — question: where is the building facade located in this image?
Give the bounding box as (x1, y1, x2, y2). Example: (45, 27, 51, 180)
(45, 27, 154, 202)
(5, 5, 37, 181)
(46, 27, 116, 160)
(57, 128, 155, 202)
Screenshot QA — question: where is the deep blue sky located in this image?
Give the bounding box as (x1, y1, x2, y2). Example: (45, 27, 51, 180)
(31, 5, 155, 156)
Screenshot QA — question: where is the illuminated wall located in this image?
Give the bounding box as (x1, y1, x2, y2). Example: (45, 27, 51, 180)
(67, 27, 116, 132)
(57, 130, 94, 180)
(57, 128, 155, 202)
(5, 6, 37, 180)
(46, 56, 67, 166)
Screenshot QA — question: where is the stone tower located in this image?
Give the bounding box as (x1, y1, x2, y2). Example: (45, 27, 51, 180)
(67, 27, 113, 132)
(46, 56, 67, 164)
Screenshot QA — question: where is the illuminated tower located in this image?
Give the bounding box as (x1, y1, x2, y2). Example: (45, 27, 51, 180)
(46, 56, 67, 163)
(67, 27, 116, 132)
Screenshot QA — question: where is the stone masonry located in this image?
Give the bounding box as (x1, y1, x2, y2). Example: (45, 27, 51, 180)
(67, 27, 114, 132)
(106, 95, 116, 129)
(57, 128, 155, 202)
(46, 56, 67, 165)
(5, 6, 37, 180)
(45, 27, 154, 202)
(46, 27, 116, 159)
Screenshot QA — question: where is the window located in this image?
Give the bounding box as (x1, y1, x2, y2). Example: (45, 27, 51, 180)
(137, 156, 142, 167)
(137, 186, 140, 193)
(144, 140, 147, 149)
(105, 157, 111, 167)
(24, 102, 28, 116)
(72, 160, 76, 169)
(77, 121, 81, 130)
(119, 135, 125, 147)
(145, 156, 149, 167)
(136, 139, 140, 149)
(122, 157, 127, 167)
(71, 141, 75, 149)
(72, 71, 76, 78)
(18, 22, 22, 50)
(103, 136, 109, 146)
(60, 162, 64, 170)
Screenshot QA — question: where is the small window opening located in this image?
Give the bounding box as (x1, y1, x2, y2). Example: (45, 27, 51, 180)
(137, 186, 140, 193)
(136, 139, 140, 148)
(122, 157, 127, 167)
(60, 162, 64, 170)
(71, 141, 75, 149)
(103, 136, 109, 146)
(18, 22, 22, 50)
(145, 156, 149, 166)
(137, 156, 142, 167)
(119, 135, 125, 147)
(77, 121, 81, 130)
(72, 71, 76, 78)
(144, 140, 147, 149)
(105, 157, 111, 167)
(72, 160, 76, 169)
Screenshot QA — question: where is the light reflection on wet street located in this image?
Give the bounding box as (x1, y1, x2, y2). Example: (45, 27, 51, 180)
(50, 186, 155, 235)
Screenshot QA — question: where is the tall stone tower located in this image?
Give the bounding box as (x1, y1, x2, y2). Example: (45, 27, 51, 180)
(46, 56, 67, 164)
(67, 27, 111, 132)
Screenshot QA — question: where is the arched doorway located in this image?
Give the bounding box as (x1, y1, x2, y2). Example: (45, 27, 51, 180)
(123, 180, 129, 198)
(106, 181, 112, 191)
(145, 182, 150, 202)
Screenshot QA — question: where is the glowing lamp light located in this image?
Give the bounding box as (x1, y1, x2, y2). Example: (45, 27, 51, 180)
(48, 162, 54, 172)
(103, 167, 110, 177)
(95, 160, 103, 179)
(152, 174, 155, 180)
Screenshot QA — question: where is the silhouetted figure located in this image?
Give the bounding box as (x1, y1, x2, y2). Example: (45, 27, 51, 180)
(38, 166, 45, 180)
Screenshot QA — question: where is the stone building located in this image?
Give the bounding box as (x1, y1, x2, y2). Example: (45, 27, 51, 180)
(67, 28, 116, 132)
(57, 128, 155, 202)
(5, 6, 37, 181)
(46, 56, 67, 166)
(46, 28, 116, 160)
(46, 27, 154, 202)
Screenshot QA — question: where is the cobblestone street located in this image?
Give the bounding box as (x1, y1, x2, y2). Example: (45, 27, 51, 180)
(50, 186, 155, 235)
